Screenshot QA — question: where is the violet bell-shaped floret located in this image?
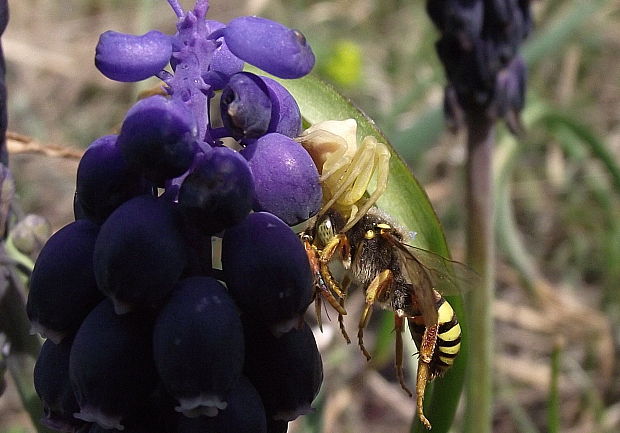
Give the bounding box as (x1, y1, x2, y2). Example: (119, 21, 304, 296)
(27, 219, 104, 344)
(241, 133, 321, 226)
(221, 212, 313, 335)
(220, 72, 302, 142)
(153, 277, 244, 418)
(178, 146, 255, 235)
(34, 337, 86, 433)
(117, 95, 197, 185)
(75, 134, 149, 224)
(220, 72, 272, 141)
(70, 300, 158, 431)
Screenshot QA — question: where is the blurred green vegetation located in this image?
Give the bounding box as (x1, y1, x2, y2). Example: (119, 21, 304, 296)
(2, 0, 620, 432)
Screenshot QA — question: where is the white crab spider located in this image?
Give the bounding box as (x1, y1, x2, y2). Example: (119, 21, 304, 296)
(296, 119, 390, 233)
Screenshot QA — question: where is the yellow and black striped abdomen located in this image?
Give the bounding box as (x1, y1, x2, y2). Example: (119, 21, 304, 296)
(434, 299, 461, 375)
(409, 296, 461, 379)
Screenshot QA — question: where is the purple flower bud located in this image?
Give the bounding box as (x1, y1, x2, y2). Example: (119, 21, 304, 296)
(222, 16, 314, 79)
(494, 55, 526, 134)
(95, 30, 172, 82)
(118, 95, 197, 185)
(220, 72, 272, 141)
(221, 212, 313, 333)
(153, 277, 244, 418)
(221, 72, 302, 141)
(93, 195, 188, 314)
(202, 20, 244, 90)
(70, 300, 158, 431)
(27, 220, 104, 344)
(76, 134, 149, 223)
(175, 376, 267, 433)
(243, 319, 322, 421)
(426, 0, 483, 50)
(240, 133, 321, 226)
(34, 338, 86, 433)
(261, 76, 302, 138)
(179, 146, 254, 235)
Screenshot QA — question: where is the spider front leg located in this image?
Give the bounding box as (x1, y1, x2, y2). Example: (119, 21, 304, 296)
(341, 141, 390, 233)
(319, 135, 378, 218)
(357, 269, 393, 360)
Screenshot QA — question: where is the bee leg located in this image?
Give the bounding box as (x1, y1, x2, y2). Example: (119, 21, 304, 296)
(317, 137, 376, 219)
(415, 322, 439, 430)
(303, 236, 346, 329)
(317, 277, 347, 316)
(314, 292, 323, 332)
(319, 234, 349, 297)
(394, 314, 413, 397)
(338, 275, 352, 344)
(358, 269, 393, 360)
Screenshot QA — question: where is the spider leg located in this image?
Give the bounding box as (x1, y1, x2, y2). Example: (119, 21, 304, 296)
(319, 137, 376, 217)
(358, 269, 393, 360)
(341, 141, 390, 233)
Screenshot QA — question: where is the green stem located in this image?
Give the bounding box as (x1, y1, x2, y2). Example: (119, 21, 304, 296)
(0, 249, 53, 433)
(548, 337, 563, 433)
(463, 116, 495, 433)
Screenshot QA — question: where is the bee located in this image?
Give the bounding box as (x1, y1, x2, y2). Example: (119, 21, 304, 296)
(298, 119, 477, 430)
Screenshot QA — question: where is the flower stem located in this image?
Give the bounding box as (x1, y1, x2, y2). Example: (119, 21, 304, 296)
(0, 253, 54, 433)
(463, 115, 495, 433)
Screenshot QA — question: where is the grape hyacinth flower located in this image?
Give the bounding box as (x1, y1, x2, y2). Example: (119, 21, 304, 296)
(426, 2, 532, 433)
(27, 219, 103, 344)
(34, 337, 85, 433)
(428, 0, 531, 134)
(28, 1, 326, 432)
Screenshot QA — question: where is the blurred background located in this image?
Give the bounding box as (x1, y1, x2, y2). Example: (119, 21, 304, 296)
(1, 0, 619, 432)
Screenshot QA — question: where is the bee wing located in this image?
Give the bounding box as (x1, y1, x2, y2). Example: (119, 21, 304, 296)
(402, 245, 480, 296)
(384, 233, 439, 326)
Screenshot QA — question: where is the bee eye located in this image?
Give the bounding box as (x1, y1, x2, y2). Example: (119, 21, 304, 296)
(364, 229, 375, 239)
(316, 216, 335, 246)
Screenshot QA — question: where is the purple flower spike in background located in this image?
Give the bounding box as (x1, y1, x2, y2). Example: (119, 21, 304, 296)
(221, 16, 315, 79)
(428, 0, 531, 133)
(95, 30, 172, 82)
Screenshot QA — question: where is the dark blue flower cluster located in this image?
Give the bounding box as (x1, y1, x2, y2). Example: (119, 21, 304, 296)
(28, 1, 323, 432)
(427, 0, 531, 133)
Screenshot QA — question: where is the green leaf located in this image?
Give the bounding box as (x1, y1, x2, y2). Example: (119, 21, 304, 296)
(264, 71, 467, 433)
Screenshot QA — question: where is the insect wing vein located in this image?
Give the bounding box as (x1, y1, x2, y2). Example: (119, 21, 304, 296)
(401, 244, 480, 296)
